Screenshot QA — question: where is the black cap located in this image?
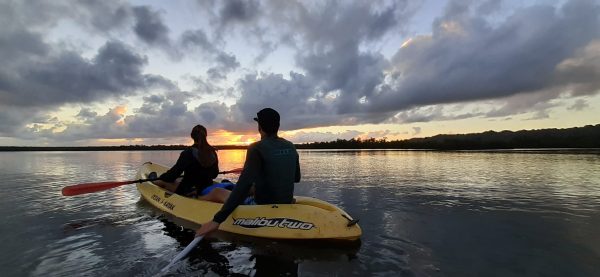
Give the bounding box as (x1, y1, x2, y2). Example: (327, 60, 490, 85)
(253, 108, 280, 133)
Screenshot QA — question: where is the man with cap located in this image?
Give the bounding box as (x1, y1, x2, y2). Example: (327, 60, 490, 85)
(195, 108, 301, 237)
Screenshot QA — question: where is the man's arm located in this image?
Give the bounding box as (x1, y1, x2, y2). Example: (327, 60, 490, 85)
(212, 146, 261, 223)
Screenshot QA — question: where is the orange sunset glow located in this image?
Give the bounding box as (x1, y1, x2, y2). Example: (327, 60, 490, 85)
(208, 130, 258, 146)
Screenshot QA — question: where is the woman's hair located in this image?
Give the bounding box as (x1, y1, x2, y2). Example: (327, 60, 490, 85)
(191, 125, 217, 167)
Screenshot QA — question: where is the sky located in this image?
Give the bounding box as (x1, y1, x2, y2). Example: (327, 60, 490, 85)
(0, 0, 599, 146)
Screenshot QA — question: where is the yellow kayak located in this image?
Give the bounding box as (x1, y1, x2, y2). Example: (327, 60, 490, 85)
(136, 162, 362, 241)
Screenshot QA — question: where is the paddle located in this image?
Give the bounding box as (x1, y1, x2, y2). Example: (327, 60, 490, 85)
(61, 167, 243, 196)
(157, 235, 204, 275)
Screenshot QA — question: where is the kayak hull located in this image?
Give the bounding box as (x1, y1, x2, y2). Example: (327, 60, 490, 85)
(136, 162, 362, 241)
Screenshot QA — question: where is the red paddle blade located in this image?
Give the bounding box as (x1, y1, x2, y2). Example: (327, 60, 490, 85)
(219, 168, 243, 174)
(61, 180, 136, 196)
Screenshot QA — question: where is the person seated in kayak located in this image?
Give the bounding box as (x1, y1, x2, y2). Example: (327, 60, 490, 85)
(195, 108, 301, 236)
(154, 125, 219, 196)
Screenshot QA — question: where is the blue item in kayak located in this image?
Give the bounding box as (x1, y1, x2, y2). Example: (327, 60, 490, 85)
(243, 196, 256, 205)
(201, 181, 235, 196)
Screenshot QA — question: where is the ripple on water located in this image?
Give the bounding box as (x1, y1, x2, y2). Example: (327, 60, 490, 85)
(2, 150, 599, 276)
(31, 232, 104, 276)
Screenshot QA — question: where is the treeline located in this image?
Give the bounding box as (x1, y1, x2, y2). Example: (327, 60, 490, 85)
(2, 124, 599, 151)
(0, 144, 248, 152)
(296, 124, 600, 150)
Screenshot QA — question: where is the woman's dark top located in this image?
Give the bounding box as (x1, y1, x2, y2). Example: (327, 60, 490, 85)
(159, 146, 219, 195)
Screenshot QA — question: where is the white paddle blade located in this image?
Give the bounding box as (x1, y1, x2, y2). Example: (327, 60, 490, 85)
(159, 236, 203, 274)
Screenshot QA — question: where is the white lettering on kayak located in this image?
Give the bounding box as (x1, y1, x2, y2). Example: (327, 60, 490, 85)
(151, 194, 176, 210)
(232, 217, 315, 230)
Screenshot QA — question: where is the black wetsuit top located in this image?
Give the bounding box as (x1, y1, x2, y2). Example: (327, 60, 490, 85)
(159, 146, 219, 195)
(213, 136, 301, 223)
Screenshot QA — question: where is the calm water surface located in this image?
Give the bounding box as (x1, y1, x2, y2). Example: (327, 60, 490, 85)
(0, 150, 599, 276)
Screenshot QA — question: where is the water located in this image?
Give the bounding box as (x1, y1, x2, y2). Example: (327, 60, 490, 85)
(0, 150, 599, 276)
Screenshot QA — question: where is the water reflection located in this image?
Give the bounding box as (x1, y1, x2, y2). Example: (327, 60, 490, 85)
(152, 214, 359, 276)
(1, 150, 599, 276)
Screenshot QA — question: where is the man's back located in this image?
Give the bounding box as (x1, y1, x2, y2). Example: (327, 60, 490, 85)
(212, 135, 300, 223)
(250, 136, 300, 204)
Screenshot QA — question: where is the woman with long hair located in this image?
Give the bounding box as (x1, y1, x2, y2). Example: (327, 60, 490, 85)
(154, 125, 219, 196)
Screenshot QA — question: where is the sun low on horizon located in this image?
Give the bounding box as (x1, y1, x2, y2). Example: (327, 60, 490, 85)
(0, 0, 599, 147)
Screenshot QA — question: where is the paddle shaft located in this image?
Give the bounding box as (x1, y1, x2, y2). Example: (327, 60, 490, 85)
(158, 236, 203, 274)
(61, 178, 158, 196)
(62, 167, 243, 196)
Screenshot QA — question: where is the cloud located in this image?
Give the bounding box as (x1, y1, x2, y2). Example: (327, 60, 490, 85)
(231, 72, 340, 130)
(216, 1, 418, 129)
(207, 53, 241, 80)
(567, 99, 589, 111)
(209, 0, 599, 129)
(180, 29, 216, 53)
(35, 105, 129, 141)
(179, 29, 240, 79)
(39, 92, 239, 142)
(553, 39, 600, 96)
(369, 0, 600, 113)
(0, 40, 173, 107)
(275, 1, 411, 113)
(0, 107, 40, 134)
(219, 0, 261, 25)
(73, 0, 132, 33)
(284, 130, 363, 143)
(4, 0, 600, 144)
(0, 0, 134, 34)
(77, 108, 99, 120)
(412, 127, 422, 136)
(483, 91, 562, 118)
(132, 6, 171, 47)
(361, 129, 407, 139)
(188, 75, 223, 95)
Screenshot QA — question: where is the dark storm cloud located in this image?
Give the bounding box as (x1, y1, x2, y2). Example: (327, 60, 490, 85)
(45, 93, 238, 141)
(276, 1, 410, 113)
(0, 41, 173, 107)
(74, 0, 131, 32)
(217, 0, 417, 130)
(568, 99, 589, 111)
(77, 108, 98, 120)
(0, 0, 133, 34)
(180, 29, 217, 53)
(203, 0, 599, 131)
(389, 105, 483, 123)
(179, 29, 240, 79)
(483, 91, 562, 119)
(132, 6, 170, 46)
(207, 53, 241, 80)
(0, 108, 33, 134)
(7, 0, 600, 143)
(3, 1, 178, 57)
(476, 0, 502, 15)
(219, 0, 261, 25)
(231, 72, 335, 129)
(189, 75, 223, 95)
(369, 0, 600, 113)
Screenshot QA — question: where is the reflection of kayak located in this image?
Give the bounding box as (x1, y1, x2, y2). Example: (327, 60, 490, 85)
(137, 162, 362, 241)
